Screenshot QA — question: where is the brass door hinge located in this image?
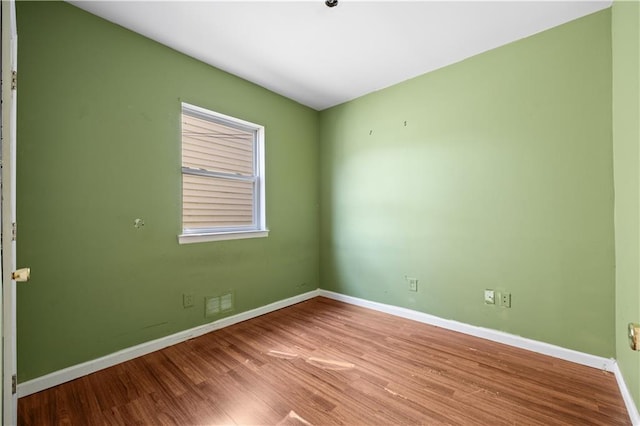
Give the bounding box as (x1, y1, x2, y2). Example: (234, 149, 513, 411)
(11, 222, 16, 241)
(11, 374, 16, 394)
(11, 71, 17, 91)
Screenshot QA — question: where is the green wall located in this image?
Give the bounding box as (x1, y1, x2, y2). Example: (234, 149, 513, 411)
(16, 2, 319, 381)
(16, 0, 626, 390)
(613, 0, 640, 408)
(319, 10, 615, 357)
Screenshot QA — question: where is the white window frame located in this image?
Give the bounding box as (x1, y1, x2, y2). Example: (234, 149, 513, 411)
(178, 102, 268, 244)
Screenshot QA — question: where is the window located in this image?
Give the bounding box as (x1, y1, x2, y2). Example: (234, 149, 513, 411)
(178, 103, 267, 244)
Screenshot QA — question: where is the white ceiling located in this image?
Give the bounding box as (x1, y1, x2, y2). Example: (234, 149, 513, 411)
(68, 1, 611, 111)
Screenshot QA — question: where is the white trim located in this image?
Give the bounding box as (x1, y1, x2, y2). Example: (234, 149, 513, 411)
(319, 290, 616, 371)
(1, 1, 18, 423)
(180, 102, 266, 241)
(181, 102, 262, 132)
(613, 361, 640, 425)
(17, 289, 320, 398)
(178, 229, 269, 244)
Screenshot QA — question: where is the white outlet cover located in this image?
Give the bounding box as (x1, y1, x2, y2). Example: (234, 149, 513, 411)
(407, 277, 418, 292)
(484, 290, 495, 304)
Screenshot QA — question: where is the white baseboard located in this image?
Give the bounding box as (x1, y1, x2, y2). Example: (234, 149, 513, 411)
(319, 290, 616, 371)
(17, 289, 320, 398)
(613, 361, 640, 425)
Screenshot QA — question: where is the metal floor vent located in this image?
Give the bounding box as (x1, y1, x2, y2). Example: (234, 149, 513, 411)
(205, 292, 234, 318)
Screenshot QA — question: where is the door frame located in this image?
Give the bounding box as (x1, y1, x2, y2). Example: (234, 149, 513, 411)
(1, 0, 18, 423)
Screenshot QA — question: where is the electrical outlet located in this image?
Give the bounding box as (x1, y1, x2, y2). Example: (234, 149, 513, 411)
(500, 292, 511, 308)
(407, 277, 418, 292)
(183, 293, 194, 308)
(484, 289, 495, 304)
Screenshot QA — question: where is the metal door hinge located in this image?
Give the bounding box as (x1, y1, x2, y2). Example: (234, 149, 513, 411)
(11, 222, 16, 241)
(11, 71, 17, 91)
(11, 374, 16, 394)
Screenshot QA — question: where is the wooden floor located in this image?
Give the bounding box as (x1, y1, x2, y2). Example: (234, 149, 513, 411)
(19, 297, 630, 425)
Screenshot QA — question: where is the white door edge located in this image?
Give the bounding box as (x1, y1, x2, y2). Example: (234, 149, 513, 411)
(1, 0, 19, 424)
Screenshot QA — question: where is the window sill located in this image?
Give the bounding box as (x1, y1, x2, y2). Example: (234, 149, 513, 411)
(178, 229, 269, 245)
